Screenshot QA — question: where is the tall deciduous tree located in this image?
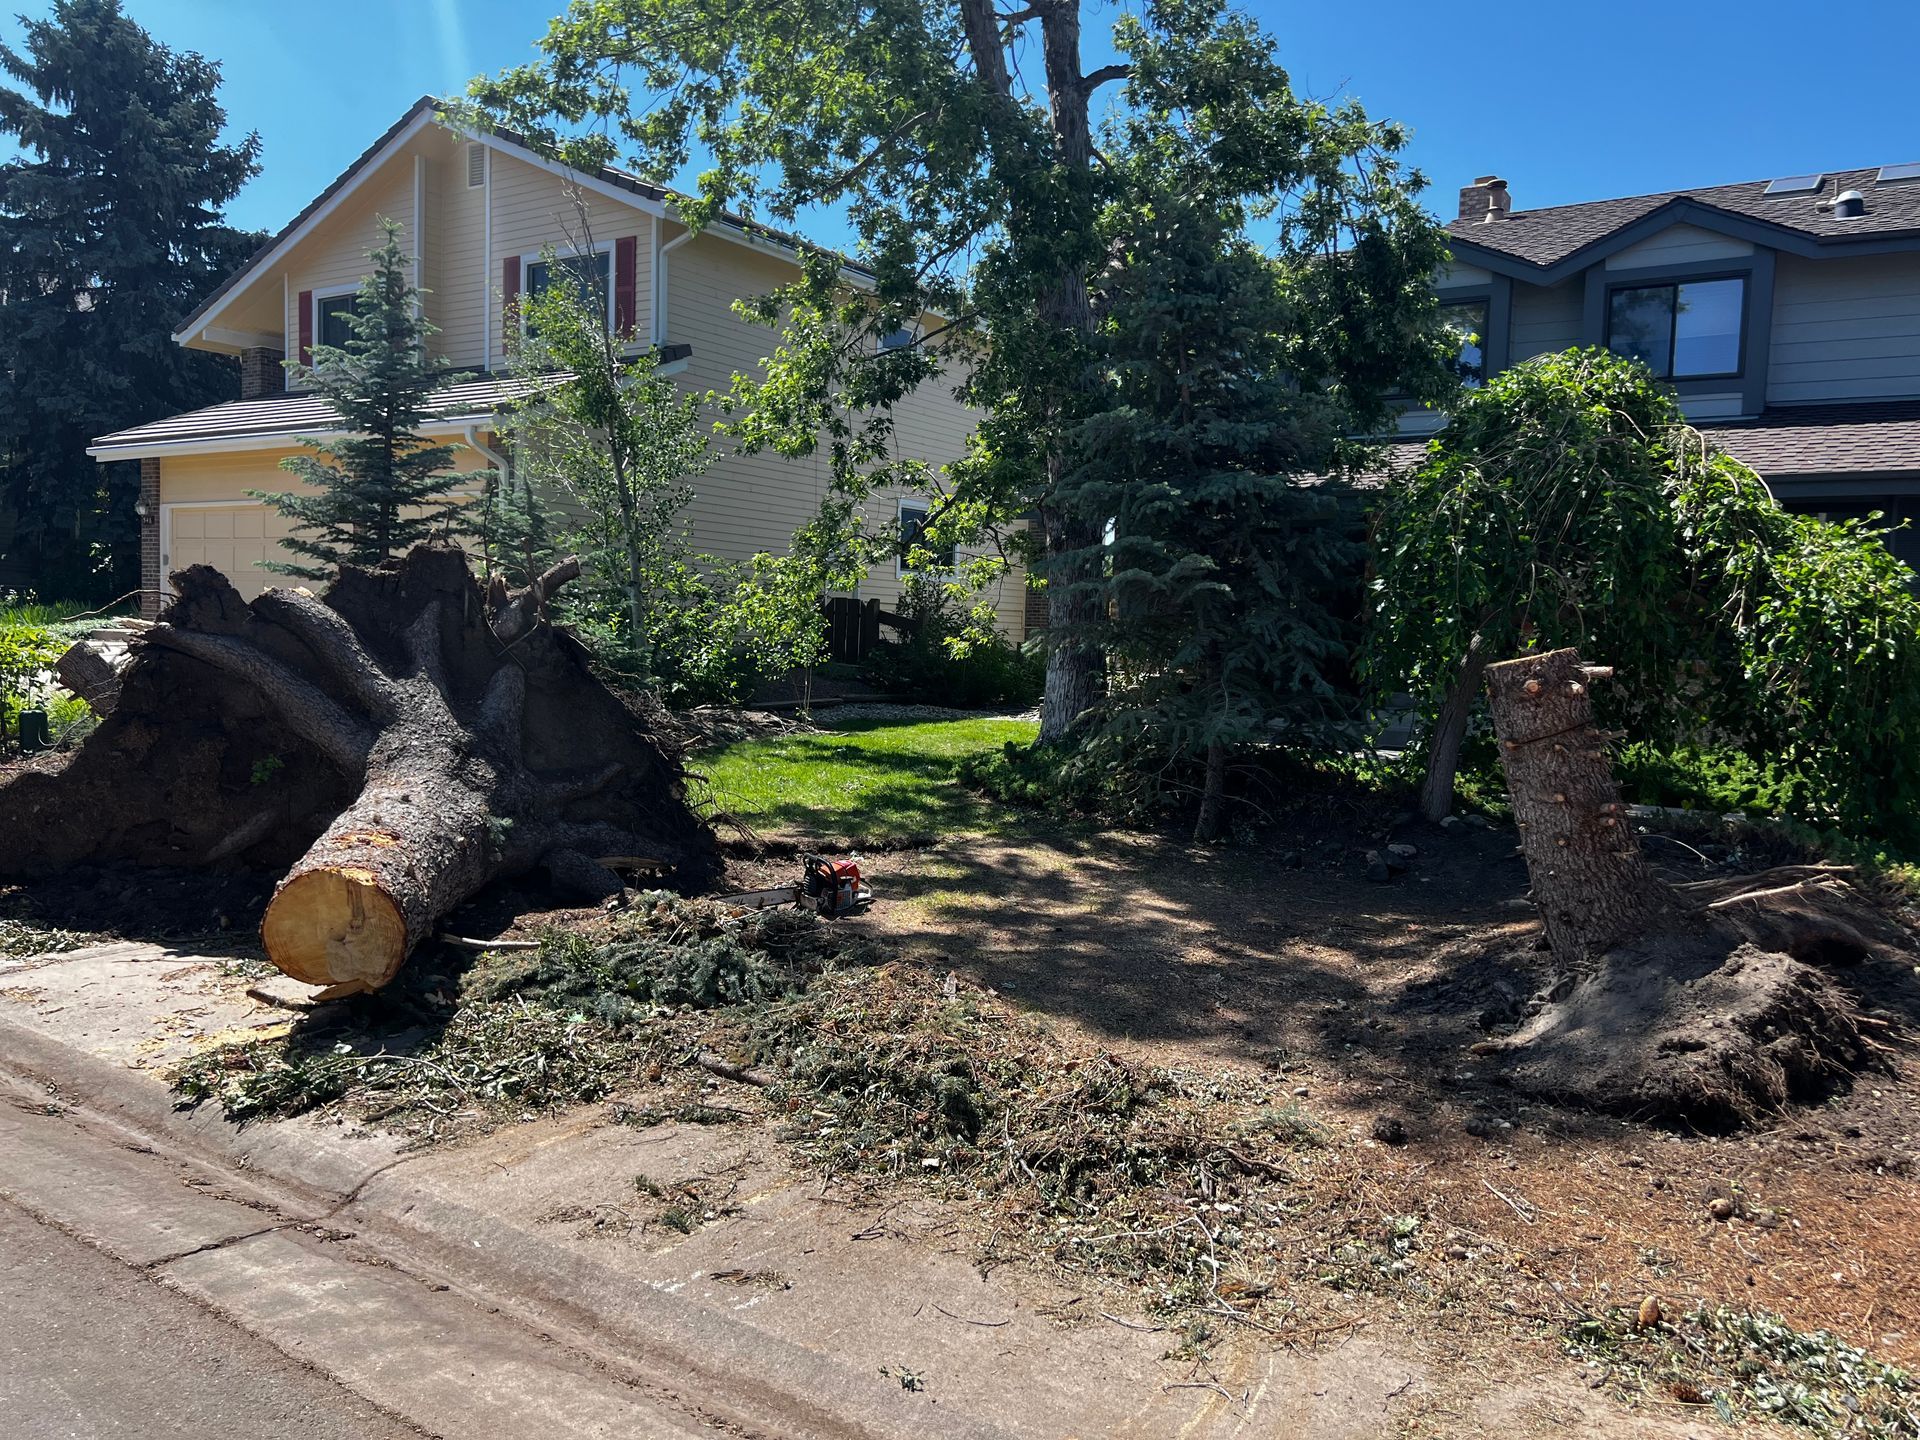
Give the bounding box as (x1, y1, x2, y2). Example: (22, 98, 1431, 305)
(255, 220, 471, 578)
(466, 0, 1452, 743)
(501, 241, 709, 668)
(0, 0, 260, 601)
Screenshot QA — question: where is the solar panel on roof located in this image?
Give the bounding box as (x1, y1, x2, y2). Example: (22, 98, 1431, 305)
(1878, 161, 1920, 184)
(1763, 173, 1825, 196)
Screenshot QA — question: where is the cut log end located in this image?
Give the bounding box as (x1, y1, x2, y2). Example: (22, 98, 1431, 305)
(262, 866, 409, 989)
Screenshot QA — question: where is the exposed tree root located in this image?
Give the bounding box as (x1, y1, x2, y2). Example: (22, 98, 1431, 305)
(1479, 648, 1906, 1126)
(0, 544, 722, 990)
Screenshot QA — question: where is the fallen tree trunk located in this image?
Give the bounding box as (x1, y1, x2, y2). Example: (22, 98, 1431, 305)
(0, 544, 722, 992)
(1480, 648, 1893, 1125)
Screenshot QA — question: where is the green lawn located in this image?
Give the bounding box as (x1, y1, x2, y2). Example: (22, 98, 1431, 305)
(697, 714, 1038, 845)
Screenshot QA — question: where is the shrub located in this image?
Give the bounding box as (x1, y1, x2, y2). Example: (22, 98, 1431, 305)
(0, 618, 63, 753)
(864, 577, 1042, 708)
(566, 550, 828, 709)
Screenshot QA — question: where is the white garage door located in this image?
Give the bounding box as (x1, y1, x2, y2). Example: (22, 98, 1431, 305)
(161, 502, 299, 601)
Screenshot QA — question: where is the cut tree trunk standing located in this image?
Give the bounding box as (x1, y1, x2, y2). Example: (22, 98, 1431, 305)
(1478, 647, 1896, 1125)
(1483, 649, 1675, 964)
(0, 544, 720, 993)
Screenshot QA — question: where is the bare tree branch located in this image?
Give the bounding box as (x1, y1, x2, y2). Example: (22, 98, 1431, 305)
(1081, 63, 1129, 92)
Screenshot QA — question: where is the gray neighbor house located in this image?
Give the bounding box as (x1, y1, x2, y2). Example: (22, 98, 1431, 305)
(1390, 163, 1920, 566)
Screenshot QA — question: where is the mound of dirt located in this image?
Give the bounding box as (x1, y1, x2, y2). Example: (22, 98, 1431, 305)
(1496, 933, 1871, 1125)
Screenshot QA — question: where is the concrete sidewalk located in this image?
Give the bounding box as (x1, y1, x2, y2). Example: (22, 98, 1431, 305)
(0, 940, 1472, 1439)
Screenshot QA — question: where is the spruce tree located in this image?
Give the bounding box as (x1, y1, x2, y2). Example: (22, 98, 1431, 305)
(257, 220, 472, 578)
(0, 0, 260, 600)
(1079, 194, 1368, 841)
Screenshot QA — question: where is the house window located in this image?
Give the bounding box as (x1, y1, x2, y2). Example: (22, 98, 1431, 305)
(1606, 276, 1745, 379)
(879, 324, 915, 351)
(525, 249, 613, 330)
(897, 500, 955, 578)
(1438, 300, 1487, 386)
(316, 292, 359, 350)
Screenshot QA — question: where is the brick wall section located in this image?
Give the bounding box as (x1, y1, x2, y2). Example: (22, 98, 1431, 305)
(139, 458, 162, 618)
(239, 346, 285, 400)
(1023, 581, 1048, 637)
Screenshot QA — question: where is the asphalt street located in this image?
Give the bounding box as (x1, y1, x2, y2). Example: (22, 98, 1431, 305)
(0, 1197, 427, 1440)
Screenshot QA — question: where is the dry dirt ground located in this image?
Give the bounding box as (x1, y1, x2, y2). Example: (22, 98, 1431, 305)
(724, 808, 1920, 1424)
(9, 801, 1917, 1437)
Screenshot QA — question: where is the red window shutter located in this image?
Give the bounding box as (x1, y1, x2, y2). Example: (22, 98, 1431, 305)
(614, 235, 638, 338)
(502, 255, 520, 349)
(297, 290, 313, 367)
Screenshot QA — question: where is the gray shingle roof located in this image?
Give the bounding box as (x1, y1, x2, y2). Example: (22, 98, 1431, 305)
(88, 374, 541, 453)
(1448, 165, 1920, 270)
(1697, 398, 1920, 478)
(1355, 400, 1920, 486)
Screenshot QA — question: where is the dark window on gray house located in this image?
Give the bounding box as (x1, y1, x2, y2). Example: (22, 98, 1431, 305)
(1606, 277, 1744, 379)
(1439, 300, 1487, 386)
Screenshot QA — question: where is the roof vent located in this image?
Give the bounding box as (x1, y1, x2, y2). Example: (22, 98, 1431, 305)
(1457, 175, 1511, 223)
(466, 143, 486, 189)
(1829, 188, 1867, 219)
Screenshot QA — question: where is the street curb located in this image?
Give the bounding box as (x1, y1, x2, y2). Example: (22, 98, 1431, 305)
(0, 1009, 1016, 1440)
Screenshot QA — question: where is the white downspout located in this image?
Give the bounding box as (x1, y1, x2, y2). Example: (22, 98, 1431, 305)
(653, 222, 693, 346)
(411, 154, 425, 323)
(481, 147, 493, 372)
(464, 423, 509, 484)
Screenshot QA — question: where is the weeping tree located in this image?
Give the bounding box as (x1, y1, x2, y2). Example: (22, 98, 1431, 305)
(466, 0, 1453, 744)
(1366, 350, 1687, 823)
(1370, 347, 1920, 844)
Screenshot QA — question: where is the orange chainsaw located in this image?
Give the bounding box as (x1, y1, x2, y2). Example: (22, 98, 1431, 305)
(716, 853, 871, 918)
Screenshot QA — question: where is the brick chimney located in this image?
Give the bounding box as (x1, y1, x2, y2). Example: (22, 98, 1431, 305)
(239, 345, 286, 401)
(1457, 175, 1512, 224)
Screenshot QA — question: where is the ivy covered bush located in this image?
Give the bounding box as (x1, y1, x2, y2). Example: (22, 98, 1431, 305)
(0, 614, 62, 754)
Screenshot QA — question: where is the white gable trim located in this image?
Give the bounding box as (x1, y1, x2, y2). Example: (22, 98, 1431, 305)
(173, 106, 441, 348)
(175, 104, 874, 355)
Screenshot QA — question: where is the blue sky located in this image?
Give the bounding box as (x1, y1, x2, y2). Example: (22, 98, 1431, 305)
(8, 0, 1918, 242)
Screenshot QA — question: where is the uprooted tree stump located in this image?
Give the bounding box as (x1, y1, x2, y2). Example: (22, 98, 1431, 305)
(1479, 647, 1900, 1124)
(0, 543, 721, 993)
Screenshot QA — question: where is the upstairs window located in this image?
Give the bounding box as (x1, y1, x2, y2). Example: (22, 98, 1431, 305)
(1438, 299, 1487, 386)
(1607, 277, 1745, 379)
(897, 499, 955, 577)
(878, 324, 916, 351)
(525, 248, 613, 331)
(316, 292, 359, 350)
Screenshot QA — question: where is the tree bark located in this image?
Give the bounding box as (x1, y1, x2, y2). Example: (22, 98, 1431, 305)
(1484, 648, 1675, 970)
(1418, 636, 1489, 822)
(958, 0, 1105, 744)
(1, 544, 720, 992)
(1193, 738, 1229, 844)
